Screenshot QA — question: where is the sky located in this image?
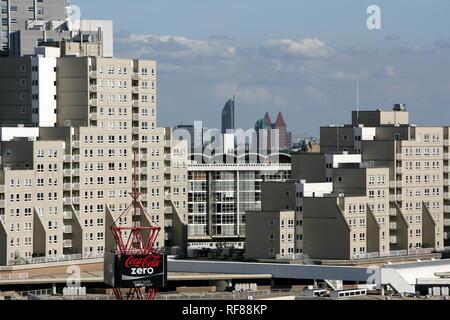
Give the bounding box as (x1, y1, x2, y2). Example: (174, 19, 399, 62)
(72, 0, 450, 138)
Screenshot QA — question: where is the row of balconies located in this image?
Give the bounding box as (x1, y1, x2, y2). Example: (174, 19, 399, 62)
(63, 155, 81, 163)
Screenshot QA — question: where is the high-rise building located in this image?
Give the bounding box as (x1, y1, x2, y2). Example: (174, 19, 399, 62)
(245, 106, 449, 261)
(1, 0, 68, 55)
(0, 2, 188, 265)
(221, 96, 235, 134)
(255, 112, 292, 152)
(0, 0, 113, 57)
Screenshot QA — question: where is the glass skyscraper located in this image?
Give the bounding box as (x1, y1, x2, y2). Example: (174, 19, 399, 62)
(221, 96, 235, 134)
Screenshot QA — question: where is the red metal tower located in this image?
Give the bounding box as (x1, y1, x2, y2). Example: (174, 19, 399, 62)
(110, 153, 162, 300)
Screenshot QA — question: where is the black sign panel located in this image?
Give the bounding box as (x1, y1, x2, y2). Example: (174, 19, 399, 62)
(104, 253, 167, 288)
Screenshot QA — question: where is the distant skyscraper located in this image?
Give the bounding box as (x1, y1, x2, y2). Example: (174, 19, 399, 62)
(255, 112, 292, 151)
(221, 96, 235, 134)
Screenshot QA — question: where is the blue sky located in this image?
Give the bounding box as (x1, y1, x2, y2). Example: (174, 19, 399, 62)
(73, 0, 450, 137)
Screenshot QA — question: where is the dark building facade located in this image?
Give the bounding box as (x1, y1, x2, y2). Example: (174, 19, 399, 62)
(221, 96, 235, 134)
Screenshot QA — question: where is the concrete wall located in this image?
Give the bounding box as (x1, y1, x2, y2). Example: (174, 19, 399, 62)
(303, 197, 350, 260)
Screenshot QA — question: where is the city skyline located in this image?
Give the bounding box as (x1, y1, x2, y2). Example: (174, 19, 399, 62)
(73, 0, 450, 137)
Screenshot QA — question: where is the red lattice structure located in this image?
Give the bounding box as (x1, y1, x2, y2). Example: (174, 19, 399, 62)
(110, 153, 162, 300)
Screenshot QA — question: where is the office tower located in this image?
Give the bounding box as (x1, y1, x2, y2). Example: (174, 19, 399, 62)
(221, 96, 235, 134)
(255, 112, 292, 152)
(186, 162, 291, 253)
(273, 112, 292, 150)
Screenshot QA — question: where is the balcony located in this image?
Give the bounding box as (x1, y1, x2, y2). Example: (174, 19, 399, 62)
(0, 185, 5, 193)
(0, 200, 5, 208)
(63, 211, 72, 220)
(89, 85, 97, 92)
(390, 236, 398, 244)
(445, 232, 449, 240)
(165, 219, 173, 228)
(396, 167, 404, 175)
(72, 169, 80, 176)
(72, 183, 80, 190)
(140, 194, 148, 201)
(164, 207, 172, 214)
(63, 197, 71, 205)
(132, 101, 139, 108)
(140, 154, 148, 161)
(445, 154, 450, 161)
(72, 141, 80, 148)
(396, 181, 403, 188)
(389, 222, 397, 230)
(164, 140, 171, 148)
(445, 206, 450, 214)
(63, 155, 71, 162)
(140, 181, 148, 188)
(140, 167, 148, 175)
(164, 154, 172, 162)
(132, 113, 140, 121)
(89, 99, 97, 107)
(132, 87, 139, 94)
(444, 219, 450, 227)
(164, 167, 171, 175)
(132, 127, 140, 134)
(63, 183, 72, 191)
(445, 140, 450, 147)
(445, 167, 450, 173)
(389, 208, 397, 216)
(132, 140, 140, 148)
(63, 225, 72, 234)
(72, 155, 80, 162)
(63, 240, 72, 248)
(389, 195, 397, 202)
(90, 113, 98, 121)
(63, 169, 72, 177)
(396, 153, 403, 160)
(132, 73, 140, 80)
(445, 180, 450, 186)
(164, 193, 171, 201)
(72, 197, 80, 205)
(389, 181, 396, 189)
(164, 180, 171, 188)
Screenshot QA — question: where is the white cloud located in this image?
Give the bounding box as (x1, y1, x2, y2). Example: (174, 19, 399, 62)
(114, 32, 237, 63)
(214, 82, 285, 107)
(260, 38, 334, 59)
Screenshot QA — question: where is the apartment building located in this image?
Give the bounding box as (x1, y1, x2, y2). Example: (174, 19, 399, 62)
(1, 0, 68, 55)
(187, 163, 291, 251)
(245, 152, 416, 260)
(245, 210, 295, 260)
(0, 46, 59, 127)
(321, 105, 448, 251)
(0, 50, 188, 265)
(246, 106, 449, 261)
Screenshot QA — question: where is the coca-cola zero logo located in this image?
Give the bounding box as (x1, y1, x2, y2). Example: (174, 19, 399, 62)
(124, 255, 161, 269)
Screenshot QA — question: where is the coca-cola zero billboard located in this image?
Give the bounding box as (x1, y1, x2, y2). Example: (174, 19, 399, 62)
(104, 253, 167, 288)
